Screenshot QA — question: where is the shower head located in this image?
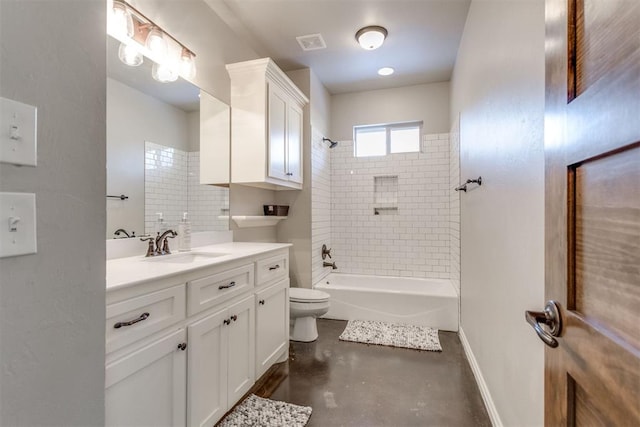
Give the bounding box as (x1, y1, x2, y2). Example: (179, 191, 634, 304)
(323, 137, 338, 149)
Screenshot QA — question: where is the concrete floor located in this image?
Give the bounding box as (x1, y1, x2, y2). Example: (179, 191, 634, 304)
(266, 319, 491, 427)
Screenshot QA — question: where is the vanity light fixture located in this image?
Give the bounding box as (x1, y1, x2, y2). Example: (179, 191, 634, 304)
(152, 62, 179, 83)
(108, 0, 134, 39)
(145, 27, 168, 62)
(355, 25, 388, 50)
(118, 42, 143, 66)
(179, 48, 197, 80)
(107, 0, 196, 81)
(378, 67, 394, 76)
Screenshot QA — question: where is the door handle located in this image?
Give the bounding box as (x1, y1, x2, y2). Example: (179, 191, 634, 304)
(525, 300, 562, 348)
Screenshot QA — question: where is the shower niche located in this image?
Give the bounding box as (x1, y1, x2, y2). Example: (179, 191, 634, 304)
(373, 175, 398, 215)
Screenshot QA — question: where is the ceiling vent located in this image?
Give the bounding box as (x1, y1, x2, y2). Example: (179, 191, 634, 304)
(296, 33, 326, 51)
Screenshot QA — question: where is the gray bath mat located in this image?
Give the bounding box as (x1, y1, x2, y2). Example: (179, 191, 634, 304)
(339, 319, 442, 351)
(218, 394, 312, 427)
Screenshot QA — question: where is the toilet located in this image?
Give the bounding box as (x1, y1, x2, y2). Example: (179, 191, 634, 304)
(289, 287, 331, 342)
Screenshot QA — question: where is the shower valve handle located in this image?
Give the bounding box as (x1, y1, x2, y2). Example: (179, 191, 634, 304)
(321, 244, 332, 260)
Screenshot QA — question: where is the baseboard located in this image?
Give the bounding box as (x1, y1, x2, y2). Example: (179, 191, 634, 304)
(458, 327, 503, 427)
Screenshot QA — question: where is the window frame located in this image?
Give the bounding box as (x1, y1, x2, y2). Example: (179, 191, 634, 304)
(353, 121, 423, 157)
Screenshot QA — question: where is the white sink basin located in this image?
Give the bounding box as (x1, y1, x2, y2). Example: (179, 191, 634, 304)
(143, 252, 228, 264)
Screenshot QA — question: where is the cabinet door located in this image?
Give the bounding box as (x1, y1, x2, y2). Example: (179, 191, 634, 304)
(286, 104, 303, 184)
(105, 328, 186, 427)
(227, 295, 256, 404)
(255, 279, 289, 378)
(267, 84, 288, 181)
(187, 308, 228, 427)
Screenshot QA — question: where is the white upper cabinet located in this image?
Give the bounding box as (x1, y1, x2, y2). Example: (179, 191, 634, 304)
(226, 58, 308, 190)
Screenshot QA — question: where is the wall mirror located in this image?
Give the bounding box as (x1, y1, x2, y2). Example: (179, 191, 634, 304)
(106, 36, 230, 239)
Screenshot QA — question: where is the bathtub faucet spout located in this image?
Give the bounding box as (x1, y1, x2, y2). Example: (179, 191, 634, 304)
(323, 261, 338, 270)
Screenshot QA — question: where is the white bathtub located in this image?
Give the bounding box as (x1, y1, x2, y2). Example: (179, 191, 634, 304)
(315, 273, 459, 332)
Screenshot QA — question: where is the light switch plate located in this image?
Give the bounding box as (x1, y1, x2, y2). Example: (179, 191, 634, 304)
(1, 97, 37, 166)
(0, 192, 37, 258)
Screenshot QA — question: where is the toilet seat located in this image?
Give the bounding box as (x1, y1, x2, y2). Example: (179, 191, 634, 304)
(289, 288, 330, 303)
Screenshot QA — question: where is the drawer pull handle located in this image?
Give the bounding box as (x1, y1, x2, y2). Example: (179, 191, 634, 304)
(269, 264, 280, 271)
(223, 318, 231, 325)
(259, 300, 265, 305)
(219, 281, 236, 290)
(231, 315, 238, 322)
(114, 312, 150, 329)
(177, 342, 187, 351)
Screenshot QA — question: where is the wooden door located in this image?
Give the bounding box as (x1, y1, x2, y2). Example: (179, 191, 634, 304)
(542, 0, 640, 424)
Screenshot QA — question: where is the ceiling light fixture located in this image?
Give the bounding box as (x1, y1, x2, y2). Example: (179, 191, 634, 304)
(378, 67, 394, 76)
(355, 25, 388, 50)
(107, 0, 196, 82)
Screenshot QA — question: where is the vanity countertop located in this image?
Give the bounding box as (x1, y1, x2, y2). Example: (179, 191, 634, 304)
(107, 242, 292, 291)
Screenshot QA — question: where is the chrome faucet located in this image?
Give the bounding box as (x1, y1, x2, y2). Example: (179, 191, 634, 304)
(323, 261, 338, 270)
(155, 229, 177, 255)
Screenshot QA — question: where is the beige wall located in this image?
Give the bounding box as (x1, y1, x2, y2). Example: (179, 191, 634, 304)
(0, 1, 107, 425)
(450, 0, 545, 425)
(331, 82, 450, 141)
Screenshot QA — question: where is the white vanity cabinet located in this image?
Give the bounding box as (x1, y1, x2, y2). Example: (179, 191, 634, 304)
(255, 278, 289, 378)
(105, 245, 290, 427)
(105, 328, 187, 427)
(226, 58, 308, 190)
(187, 294, 255, 427)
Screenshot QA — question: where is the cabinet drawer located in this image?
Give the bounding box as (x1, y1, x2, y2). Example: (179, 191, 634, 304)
(256, 253, 288, 286)
(187, 264, 254, 316)
(106, 284, 186, 354)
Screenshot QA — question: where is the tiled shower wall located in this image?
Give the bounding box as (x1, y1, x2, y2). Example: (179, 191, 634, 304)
(187, 151, 229, 232)
(145, 142, 188, 231)
(330, 133, 451, 279)
(145, 142, 229, 234)
(449, 117, 461, 294)
(311, 127, 332, 285)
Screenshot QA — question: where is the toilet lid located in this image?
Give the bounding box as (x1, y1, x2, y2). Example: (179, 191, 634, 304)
(290, 287, 330, 303)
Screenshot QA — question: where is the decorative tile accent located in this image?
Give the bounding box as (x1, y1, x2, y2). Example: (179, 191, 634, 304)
(218, 394, 312, 427)
(339, 319, 442, 351)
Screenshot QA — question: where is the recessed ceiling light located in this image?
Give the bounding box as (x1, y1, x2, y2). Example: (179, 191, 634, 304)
(378, 67, 394, 76)
(355, 26, 388, 50)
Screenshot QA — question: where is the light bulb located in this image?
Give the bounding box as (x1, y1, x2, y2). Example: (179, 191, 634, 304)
(378, 67, 394, 76)
(108, 1, 134, 39)
(118, 42, 143, 66)
(152, 62, 178, 83)
(145, 28, 168, 62)
(356, 26, 388, 50)
(179, 49, 196, 80)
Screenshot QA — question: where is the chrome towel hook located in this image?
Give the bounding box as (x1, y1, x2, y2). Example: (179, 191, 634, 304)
(455, 176, 482, 192)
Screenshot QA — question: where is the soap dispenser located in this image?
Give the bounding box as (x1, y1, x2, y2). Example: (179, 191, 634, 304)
(154, 212, 166, 236)
(178, 212, 191, 252)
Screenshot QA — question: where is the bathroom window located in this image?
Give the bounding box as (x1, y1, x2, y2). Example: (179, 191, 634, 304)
(354, 121, 422, 157)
